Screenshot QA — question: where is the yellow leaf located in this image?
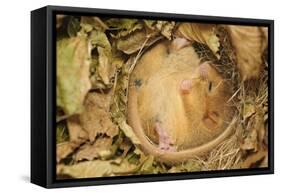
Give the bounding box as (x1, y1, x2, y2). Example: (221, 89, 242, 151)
(74, 137, 112, 161)
(119, 121, 141, 145)
(56, 37, 91, 115)
(90, 30, 114, 86)
(57, 159, 137, 178)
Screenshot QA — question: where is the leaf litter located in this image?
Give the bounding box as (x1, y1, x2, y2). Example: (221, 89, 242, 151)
(56, 16, 269, 178)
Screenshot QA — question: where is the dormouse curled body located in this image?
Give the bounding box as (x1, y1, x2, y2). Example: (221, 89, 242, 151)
(127, 39, 235, 164)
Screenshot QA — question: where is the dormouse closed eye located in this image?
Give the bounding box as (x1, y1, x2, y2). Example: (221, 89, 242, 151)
(208, 80, 223, 93)
(208, 81, 213, 92)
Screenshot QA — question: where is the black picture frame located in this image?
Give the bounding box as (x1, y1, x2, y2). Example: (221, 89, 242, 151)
(31, 5, 274, 188)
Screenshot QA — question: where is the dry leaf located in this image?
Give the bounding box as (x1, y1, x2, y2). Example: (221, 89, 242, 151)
(56, 116, 89, 162)
(56, 122, 69, 143)
(80, 16, 108, 32)
(79, 92, 118, 141)
(226, 25, 268, 80)
(144, 20, 175, 40)
(177, 23, 220, 57)
(74, 137, 113, 161)
(116, 29, 161, 54)
(59, 93, 117, 163)
(241, 149, 268, 168)
(259, 151, 268, 168)
(55, 17, 269, 175)
(119, 140, 132, 157)
(90, 30, 115, 86)
(67, 115, 88, 143)
(241, 129, 258, 151)
(169, 160, 202, 173)
(106, 18, 139, 30)
(156, 21, 175, 40)
(241, 106, 266, 153)
(57, 160, 112, 178)
(139, 156, 155, 173)
(119, 120, 141, 145)
(57, 36, 91, 115)
(57, 142, 78, 163)
(106, 18, 142, 38)
(57, 159, 137, 178)
(56, 15, 65, 29)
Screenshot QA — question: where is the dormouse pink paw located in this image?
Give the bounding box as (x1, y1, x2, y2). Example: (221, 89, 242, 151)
(155, 122, 176, 152)
(180, 79, 193, 94)
(199, 62, 209, 80)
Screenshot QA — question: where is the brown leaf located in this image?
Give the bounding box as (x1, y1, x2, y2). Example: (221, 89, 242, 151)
(56, 15, 65, 29)
(119, 138, 132, 157)
(79, 92, 118, 141)
(116, 29, 161, 54)
(241, 149, 268, 168)
(57, 158, 137, 178)
(67, 115, 88, 144)
(57, 142, 78, 163)
(241, 106, 267, 154)
(241, 129, 258, 151)
(118, 120, 141, 145)
(57, 116, 89, 163)
(90, 30, 114, 86)
(74, 137, 113, 161)
(226, 25, 268, 80)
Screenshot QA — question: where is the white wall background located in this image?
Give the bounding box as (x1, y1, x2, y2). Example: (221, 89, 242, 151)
(0, 0, 279, 193)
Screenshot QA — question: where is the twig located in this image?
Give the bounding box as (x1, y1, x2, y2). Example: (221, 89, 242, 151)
(227, 84, 242, 103)
(129, 35, 151, 74)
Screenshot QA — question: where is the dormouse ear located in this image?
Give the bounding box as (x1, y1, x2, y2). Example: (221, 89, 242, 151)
(169, 37, 191, 52)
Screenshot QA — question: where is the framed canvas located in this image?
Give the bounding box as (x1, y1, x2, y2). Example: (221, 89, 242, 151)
(31, 5, 274, 188)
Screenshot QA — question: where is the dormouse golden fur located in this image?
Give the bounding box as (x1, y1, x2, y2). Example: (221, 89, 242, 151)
(128, 39, 235, 163)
